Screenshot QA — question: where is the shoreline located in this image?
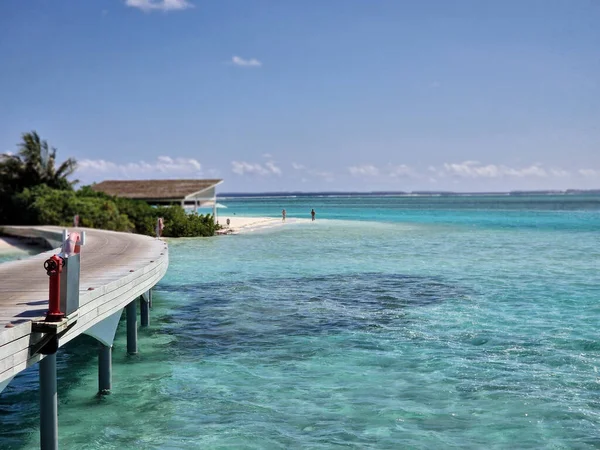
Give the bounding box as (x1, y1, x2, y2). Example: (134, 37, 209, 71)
(216, 216, 311, 235)
(0, 236, 46, 256)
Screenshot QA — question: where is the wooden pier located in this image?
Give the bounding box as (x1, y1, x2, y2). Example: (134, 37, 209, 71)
(0, 226, 169, 449)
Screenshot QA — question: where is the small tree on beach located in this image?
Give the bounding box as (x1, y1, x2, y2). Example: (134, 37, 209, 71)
(0, 131, 78, 192)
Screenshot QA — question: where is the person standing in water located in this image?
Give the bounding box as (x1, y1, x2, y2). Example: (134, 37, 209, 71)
(311, 209, 316, 221)
(282, 209, 286, 222)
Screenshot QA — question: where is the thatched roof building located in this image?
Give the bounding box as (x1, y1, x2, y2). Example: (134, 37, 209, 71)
(91, 179, 223, 209)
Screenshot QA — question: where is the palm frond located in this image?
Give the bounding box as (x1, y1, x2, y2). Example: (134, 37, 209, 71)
(55, 158, 77, 179)
(2, 131, 77, 191)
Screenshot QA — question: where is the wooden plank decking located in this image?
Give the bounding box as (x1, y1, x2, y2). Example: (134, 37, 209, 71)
(0, 226, 169, 386)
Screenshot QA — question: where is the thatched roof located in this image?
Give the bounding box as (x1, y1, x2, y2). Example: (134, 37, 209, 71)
(91, 179, 222, 201)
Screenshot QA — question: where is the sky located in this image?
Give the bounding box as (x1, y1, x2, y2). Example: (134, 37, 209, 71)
(0, 0, 599, 192)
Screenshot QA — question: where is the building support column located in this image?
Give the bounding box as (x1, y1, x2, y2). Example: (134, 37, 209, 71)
(126, 301, 137, 355)
(98, 344, 112, 394)
(39, 353, 58, 450)
(140, 295, 149, 328)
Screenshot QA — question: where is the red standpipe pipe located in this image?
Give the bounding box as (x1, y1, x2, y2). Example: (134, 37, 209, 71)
(44, 255, 64, 322)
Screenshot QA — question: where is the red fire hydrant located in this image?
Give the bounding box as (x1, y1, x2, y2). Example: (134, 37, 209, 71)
(44, 255, 64, 322)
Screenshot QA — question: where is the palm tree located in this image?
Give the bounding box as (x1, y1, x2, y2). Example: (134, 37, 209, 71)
(0, 131, 77, 192)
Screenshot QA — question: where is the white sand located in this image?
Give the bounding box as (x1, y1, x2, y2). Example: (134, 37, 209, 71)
(217, 216, 310, 234)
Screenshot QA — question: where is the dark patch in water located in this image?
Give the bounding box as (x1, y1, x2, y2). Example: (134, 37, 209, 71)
(160, 272, 470, 307)
(157, 273, 472, 357)
(469, 337, 489, 346)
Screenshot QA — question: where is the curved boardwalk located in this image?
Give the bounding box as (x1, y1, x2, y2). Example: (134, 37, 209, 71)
(0, 226, 169, 387)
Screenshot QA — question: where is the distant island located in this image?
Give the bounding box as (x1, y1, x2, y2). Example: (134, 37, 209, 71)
(219, 189, 600, 198)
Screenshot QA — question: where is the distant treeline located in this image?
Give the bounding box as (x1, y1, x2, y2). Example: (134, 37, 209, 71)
(219, 189, 600, 198)
(0, 132, 217, 237)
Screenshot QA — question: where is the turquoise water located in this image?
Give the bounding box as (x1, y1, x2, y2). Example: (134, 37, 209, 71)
(0, 248, 41, 264)
(1, 195, 600, 448)
(0, 253, 21, 264)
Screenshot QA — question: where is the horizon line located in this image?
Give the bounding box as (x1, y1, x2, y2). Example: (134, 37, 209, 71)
(217, 189, 600, 197)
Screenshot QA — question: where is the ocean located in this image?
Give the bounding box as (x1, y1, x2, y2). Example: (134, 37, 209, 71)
(1, 195, 600, 449)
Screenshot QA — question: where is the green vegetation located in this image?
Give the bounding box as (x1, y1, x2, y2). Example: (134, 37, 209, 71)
(0, 132, 217, 237)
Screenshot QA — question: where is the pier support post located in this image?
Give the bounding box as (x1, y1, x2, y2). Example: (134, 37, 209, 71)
(39, 353, 58, 450)
(140, 296, 149, 328)
(98, 344, 112, 394)
(126, 301, 137, 355)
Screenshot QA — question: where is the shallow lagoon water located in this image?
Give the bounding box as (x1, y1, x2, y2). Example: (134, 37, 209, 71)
(1, 196, 600, 448)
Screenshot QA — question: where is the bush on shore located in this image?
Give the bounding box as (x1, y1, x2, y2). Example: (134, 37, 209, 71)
(8, 185, 217, 238)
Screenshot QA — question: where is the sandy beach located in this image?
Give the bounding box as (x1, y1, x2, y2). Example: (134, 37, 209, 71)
(217, 216, 310, 234)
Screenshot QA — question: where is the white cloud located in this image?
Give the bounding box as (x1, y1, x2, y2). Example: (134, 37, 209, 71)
(292, 162, 305, 170)
(345, 161, 582, 185)
(389, 164, 416, 178)
(231, 56, 262, 67)
(549, 169, 570, 177)
(348, 164, 379, 176)
(231, 161, 281, 176)
(579, 169, 600, 177)
(77, 156, 203, 181)
(290, 162, 334, 182)
(348, 163, 418, 178)
(265, 161, 282, 175)
(432, 161, 553, 179)
(262, 153, 273, 159)
(125, 0, 193, 12)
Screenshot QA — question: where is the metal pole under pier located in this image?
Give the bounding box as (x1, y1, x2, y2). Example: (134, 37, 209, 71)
(39, 353, 58, 450)
(98, 344, 112, 394)
(140, 296, 149, 328)
(126, 301, 137, 355)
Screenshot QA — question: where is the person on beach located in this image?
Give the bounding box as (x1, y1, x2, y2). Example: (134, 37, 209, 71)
(226, 218, 231, 227)
(282, 209, 286, 222)
(311, 209, 316, 221)
(156, 217, 164, 239)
